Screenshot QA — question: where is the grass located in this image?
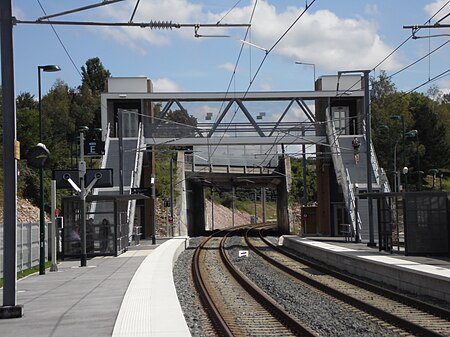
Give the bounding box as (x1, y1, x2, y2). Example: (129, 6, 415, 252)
(0, 261, 52, 288)
(234, 199, 277, 220)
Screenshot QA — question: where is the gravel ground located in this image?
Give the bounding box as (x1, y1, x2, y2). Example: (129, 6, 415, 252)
(173, 236, 405, 337)
(225, 236, 402, 337)
(173, 237, 215, 337)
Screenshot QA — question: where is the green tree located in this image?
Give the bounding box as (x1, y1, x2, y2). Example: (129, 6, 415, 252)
(80, 57, 111, 127)
(409, 92, 450, 178)
(290, 157, 316, 205)
(371, 72, 412, 178)
(16, 92, 39, 158)
(81, 57, 110, 94)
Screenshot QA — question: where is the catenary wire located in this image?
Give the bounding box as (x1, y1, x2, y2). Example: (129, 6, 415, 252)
(208, 1, 317, 164)
(36, 0, 82, 79)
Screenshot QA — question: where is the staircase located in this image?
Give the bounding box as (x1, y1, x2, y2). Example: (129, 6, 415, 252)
(326, 113, 390, 242)
(91, 123, 144, 241)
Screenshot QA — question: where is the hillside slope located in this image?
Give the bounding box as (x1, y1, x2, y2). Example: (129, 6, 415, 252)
(0, 197, 42, 223)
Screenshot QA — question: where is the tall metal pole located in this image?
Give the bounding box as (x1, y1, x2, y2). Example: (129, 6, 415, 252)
(402, 118, 405, 169)
(50, 180, 58, 272)
(79, 130, 87, 267)
(211, 186, 214, 231)
(393, 141, 398, 192)
(295, 61, 316, 87)
(254, 189, 257, 222)
(38, 67, 46, 275)
(118, 109, 124, 195)
(170, 157, 174, 236)
(0, 0, 23, 318)
(302, 128, 308, 205)
(232, 186, 235, 227)
(151, 111, 156, 244)
(364, 71, 376, 247)
(262, 187, 267, 223)
(417, 135, 422, 191)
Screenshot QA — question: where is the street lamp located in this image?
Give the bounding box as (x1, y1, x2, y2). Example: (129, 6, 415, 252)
(38, 64, 60, 275)
(404, 129, 420, 190)
(295, 61, 316, 88)
(390, 115, 404, 192)
(402, 166, 409, 192)
(429, 169, 439, 189)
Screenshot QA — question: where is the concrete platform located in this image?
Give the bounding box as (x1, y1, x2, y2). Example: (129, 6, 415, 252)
(0, 238, 191, 337)
(112, 237, 190, 337)
(281, 236, 450, 302)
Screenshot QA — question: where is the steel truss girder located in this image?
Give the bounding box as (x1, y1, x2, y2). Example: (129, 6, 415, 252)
(144, 135, 327, 146)
(104, 89, 363, 142)
(102, 90, 364, 101)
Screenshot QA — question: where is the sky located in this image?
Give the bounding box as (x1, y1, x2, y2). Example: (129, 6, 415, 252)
(9, 1, 450, 99)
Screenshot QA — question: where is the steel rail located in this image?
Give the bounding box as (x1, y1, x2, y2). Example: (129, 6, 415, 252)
(192, 233, 234, 337)
(248, 227, 450, 337)
(219, 228, 320, 337)
(259, 227, 450, 320)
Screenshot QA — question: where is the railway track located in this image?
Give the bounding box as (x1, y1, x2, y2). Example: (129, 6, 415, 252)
(192, 228, 319, 337)
(243, 226, 450, 337)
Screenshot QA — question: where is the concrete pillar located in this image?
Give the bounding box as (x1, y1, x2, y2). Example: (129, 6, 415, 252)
(277, 155, 291, 234)
(186, 180, 205, 236)
(175, 151, 187, 236)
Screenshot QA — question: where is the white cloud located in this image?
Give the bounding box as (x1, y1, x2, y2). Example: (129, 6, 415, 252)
(242, 3, 401, 71)
(98, 0, 205, 45)
(437, 78, 450, 94)
(258, 80, 273, 91)
(152, 78, 182, 91)
(95, 1, 402, 72)
(12, 5, 26, 19)
(219, 62, 236, 72)
(424, 1, 450, 22)
(364, 4, 379, 16)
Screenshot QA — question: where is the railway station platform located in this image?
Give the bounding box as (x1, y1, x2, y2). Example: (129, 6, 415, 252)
(0, 237, 191, 337)
(280, 235, 450, 302)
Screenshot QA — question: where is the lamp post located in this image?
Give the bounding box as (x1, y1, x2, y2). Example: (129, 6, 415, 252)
(38, 64, 61, 275)
(404, 129, 419, 190)
(402, 166, 409, 192)
(390, 115, 403, 192)
(429, 169, 439, 189)
(390, 115, 406, 166)
(1, 0, 23, 316)
(78, 126, 88, 267)
(295, 61, 316, 88)
(393, 139, 401, 192)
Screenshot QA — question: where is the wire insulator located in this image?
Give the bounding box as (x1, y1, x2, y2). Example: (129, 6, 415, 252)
(146, 20, 180, 30)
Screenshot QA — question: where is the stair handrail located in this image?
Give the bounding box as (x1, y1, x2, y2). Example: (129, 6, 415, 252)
(362, 121, 391, 193)
(325, 114, 346, 188)
(88, 123, 111, 215)
(325, 111, 358, 234)
(127, 122, 144, 241)
(346, 168, 362, 240)
(100, 122, 112, 170)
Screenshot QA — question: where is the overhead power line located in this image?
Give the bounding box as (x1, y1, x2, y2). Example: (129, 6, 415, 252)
(37, 0, 125, 21)
(14, 19, 250, 30)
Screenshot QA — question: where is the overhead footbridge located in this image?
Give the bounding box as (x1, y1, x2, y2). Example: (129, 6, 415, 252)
(98, 75, 387, 242)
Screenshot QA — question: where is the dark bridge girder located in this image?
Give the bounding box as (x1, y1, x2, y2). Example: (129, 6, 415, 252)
(184, 160, 290, 236)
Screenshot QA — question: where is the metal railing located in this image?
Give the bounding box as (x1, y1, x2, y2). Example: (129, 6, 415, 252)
(325, 109, 361, 240)
(127, 122, 144, 241)
(363, 121, 391, 193)
(100, 122, 112, 169)
(0, 222, 47, 277)
(89, 122, 112, 215)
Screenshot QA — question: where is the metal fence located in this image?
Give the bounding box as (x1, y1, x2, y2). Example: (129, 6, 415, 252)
(0, 222, 48, 278)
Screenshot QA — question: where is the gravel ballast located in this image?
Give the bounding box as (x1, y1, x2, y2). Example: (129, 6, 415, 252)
(173, 236, 406, 337)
